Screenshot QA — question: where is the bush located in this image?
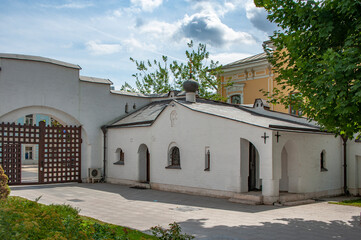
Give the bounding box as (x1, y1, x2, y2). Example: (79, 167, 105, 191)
(0, 166, 10, 200)
(151, 222, 194, 240)
(0, 197, 155, 240)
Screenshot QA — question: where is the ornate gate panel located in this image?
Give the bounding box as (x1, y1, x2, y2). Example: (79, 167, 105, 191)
(1, 143, 21, 184)
(41, 125, 81, 183)
(0, 121, 81, 185)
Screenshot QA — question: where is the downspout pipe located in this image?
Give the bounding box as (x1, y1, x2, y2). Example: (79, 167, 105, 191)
(342, 136, 349, 195)
(101, 126, 107, 182)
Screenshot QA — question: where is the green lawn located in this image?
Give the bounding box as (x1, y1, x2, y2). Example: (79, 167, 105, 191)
(329, 198, 361, 207)
(0, 196, 157, 240)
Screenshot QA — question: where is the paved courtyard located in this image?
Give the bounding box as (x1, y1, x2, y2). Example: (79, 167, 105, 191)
(10, 183, 361, 239)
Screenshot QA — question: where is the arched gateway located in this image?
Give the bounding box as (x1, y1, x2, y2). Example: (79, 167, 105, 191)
(0, 121, 82, 184)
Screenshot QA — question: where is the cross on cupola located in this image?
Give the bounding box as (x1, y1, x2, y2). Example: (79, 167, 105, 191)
(261, 132, 269, 144)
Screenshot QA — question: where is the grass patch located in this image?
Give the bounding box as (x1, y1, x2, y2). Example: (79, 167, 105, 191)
(329, 198, 361, 207)
(0, 196, 156, 240)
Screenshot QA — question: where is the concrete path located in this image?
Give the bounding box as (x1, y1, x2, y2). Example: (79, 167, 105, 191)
(10, 183, 361, 239)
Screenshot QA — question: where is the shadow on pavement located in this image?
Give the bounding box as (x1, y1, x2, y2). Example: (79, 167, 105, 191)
(179, 216, 361, 240)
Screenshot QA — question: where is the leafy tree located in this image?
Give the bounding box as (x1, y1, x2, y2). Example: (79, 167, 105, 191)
(124, 41, 224, 100)
(255, 0, 361, 140)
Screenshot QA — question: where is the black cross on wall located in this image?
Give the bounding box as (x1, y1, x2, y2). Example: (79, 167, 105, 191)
(275, 131, 281, 143)
(261, 132, 269, 144)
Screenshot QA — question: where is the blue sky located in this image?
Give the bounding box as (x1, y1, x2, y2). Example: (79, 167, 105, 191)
(0, 0, 276, 89)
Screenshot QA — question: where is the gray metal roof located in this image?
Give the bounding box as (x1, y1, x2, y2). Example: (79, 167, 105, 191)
(0, 53, 81, 69)
(222, 52, 267, 69)
(107, 100, 171, 128)
(106, 97, 321, 132)
(176, 99, 319, 131)
(80, 76, 113, 85)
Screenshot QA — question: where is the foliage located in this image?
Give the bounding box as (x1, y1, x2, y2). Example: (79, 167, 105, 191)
(0, 166, 10, 200)
(125, 41, 224, 100)
(0, 196, 155, 240)
(255, 0, 361, 139)
(151, 222, 194, 240)
(329, 198, 361, 207)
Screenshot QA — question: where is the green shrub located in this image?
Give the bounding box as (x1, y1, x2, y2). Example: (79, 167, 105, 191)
(0, 197, 155, 240)
(0, 166, 10, 200)
(151, 222, 194, 240)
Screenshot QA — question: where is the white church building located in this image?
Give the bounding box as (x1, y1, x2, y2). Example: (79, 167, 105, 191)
(0, 53, 360, 204)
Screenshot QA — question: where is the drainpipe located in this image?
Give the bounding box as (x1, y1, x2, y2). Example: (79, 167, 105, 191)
(101, 126, 107, 182)
(341, 135, 349, 195)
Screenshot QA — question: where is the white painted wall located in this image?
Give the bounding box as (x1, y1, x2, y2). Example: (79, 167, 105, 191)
(107, 101, 345, 199)
(347, 139, 361, 195)
(0, 56, 151, 179)
(273, 131, 343, 194)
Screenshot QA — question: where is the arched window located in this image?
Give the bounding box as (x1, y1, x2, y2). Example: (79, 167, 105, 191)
(114, 148, 125, 165)
(166, 145, 181, 169)
(170, 147, 180, 166)
(204, 147, 210, 171)
(320, 150, 327, 172)
(125, 103, 129, 114)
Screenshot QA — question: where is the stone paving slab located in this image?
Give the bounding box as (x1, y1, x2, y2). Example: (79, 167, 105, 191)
(9, 183, 361, 239)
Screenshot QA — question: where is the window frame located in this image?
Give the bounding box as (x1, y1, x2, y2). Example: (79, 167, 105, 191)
(166, 145, 181, 169)
(289, 92, 303, 116)
(204, 147, 210, 171)
(320, 150, 328, 172)
(114, 148, 125, 165)
(229, 94, 243, 105)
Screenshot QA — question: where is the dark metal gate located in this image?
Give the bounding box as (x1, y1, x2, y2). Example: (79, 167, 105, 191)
(0, 121, 81, 185)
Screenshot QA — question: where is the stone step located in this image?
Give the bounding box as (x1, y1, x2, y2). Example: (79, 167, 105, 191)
(282, 199, 315, 206)
(279, 193, 307, 203)
(228, 198, 262, 205)
(130, 182, 151, 189)
(231, 193, 263, 202)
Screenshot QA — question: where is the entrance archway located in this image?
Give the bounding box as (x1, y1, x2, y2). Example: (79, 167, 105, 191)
(0, 107, 83, 185)
(279, 146, 289, 192)
(240, 138, 261, 192)
(138, 144, 150, 183)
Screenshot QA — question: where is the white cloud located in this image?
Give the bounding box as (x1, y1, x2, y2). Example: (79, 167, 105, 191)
(244, 0, 276, 34)
(131, 0, 163, 12)
(177, 12, 256, 47)
(191, 0, 236, 17)
(86, 41, 122, 55)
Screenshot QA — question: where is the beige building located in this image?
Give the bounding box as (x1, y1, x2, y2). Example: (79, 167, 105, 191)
(219, 48, 300, 115)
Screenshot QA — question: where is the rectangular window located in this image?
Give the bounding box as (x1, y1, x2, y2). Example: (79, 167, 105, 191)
(25, 114, 33, 125)
(289, 93, 303, 116)
(205, 147, 210, 171)
(25, 146, 33, 160)
(230, 94, 243, 104)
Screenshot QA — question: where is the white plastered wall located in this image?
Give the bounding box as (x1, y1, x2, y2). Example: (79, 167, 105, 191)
(0, 57, 151, 179)
(273, 131, 343, 195)
(107, 102, 344, 199)
(347, 139, 361, 195)
(107, 101, 274, 197)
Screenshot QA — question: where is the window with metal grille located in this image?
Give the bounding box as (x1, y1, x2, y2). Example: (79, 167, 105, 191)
(170, 147, 180, 166)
